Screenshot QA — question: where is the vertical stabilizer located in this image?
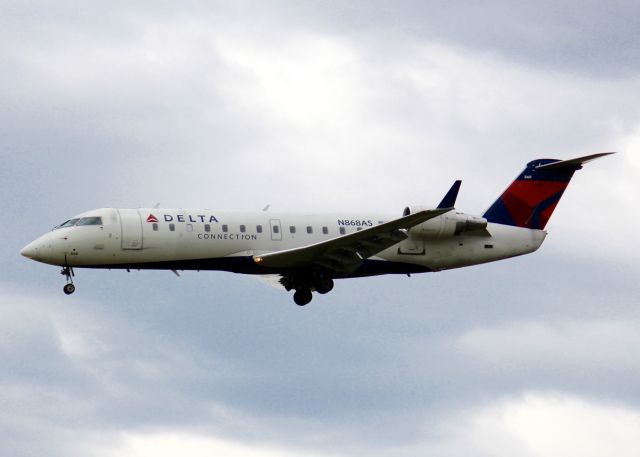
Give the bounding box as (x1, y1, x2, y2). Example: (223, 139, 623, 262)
(483, 153, 613, 230)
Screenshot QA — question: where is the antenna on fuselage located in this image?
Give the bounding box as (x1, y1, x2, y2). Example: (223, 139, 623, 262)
(262, 204, 271, 212)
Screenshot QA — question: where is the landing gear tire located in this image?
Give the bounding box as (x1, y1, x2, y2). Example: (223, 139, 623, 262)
(61, 263, 75, 295)
(315, 278, 334, 294)
(293, 289, 313, 306)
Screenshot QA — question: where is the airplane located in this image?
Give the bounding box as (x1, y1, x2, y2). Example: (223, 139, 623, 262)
(20, 152, 613, 306)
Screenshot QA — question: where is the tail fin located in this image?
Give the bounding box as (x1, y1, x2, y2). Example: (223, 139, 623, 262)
(483, 152, 614, 230)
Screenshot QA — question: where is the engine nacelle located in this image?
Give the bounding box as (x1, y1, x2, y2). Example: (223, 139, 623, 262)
(403, 206, 488, 238)
(402, 205, 430, 217)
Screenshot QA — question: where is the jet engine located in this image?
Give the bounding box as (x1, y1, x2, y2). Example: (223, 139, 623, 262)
(403, 206, 488, 238)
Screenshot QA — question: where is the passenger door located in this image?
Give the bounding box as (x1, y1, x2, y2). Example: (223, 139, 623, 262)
(118, 209, 143, 249)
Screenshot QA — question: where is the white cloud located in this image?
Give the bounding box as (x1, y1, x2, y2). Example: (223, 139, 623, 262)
(438, 393, 640, 457)
(8, 8, 636, 238)
(616, 126, 640, 171)
(81, 393, 640, 457)
(215, 34, 361, 129)
(4, 3, 640, 457)
(457, 319, 640, 371)
(88, 430, 337, 457)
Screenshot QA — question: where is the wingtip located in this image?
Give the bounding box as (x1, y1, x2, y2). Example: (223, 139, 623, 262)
(437, 180, 462, 209)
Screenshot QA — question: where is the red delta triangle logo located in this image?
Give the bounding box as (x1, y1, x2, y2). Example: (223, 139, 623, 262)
(146, 214, 158, 223)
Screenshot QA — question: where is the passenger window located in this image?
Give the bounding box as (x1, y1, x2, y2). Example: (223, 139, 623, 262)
(322, 226, 328, 234)
(222, 224, 228, 232)
(256, 225, 263, 233)
(240, 225, 246, 233)
(186, 224, 193, 232)
(152, 223, 158, 231)
(204, 224, 210, 232)
(169, 223, 175, 232)
(290, 226, 296, 234)
(339, 227, 346, 235)
(273, 225, 279, 234)
(306, 226, 313, 234)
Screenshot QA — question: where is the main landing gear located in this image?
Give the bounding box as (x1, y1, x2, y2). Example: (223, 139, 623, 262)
(314, 277, 334, 295)
(61, 265, 76, 295)
(290, 276, 335, 306)
(293, 289, 313, 306)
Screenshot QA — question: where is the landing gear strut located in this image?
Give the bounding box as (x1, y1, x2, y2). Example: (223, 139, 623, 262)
(61, 265, 75, 295)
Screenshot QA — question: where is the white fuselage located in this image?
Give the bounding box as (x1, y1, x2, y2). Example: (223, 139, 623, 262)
(20, 153, 610, 305)
(21, 207, 546, 277)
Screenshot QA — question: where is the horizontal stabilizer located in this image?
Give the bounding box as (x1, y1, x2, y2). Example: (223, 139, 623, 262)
(536, 152, 615, 170)
(437, 180, 462, 209)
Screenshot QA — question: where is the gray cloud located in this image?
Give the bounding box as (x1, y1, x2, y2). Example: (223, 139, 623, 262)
(264, 0, 640, 78)
(2, 248, 638, 456)
(2, 1, 640, 456)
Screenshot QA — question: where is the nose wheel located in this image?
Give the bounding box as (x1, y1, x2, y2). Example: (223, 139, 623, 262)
(61, 265, 76, 295)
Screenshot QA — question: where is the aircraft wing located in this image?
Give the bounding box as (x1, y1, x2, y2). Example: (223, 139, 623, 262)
(253, 208, 450, 274)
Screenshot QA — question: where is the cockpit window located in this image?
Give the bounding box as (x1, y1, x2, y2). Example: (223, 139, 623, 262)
(55, 218, 80, 229)
(54, 217, 103, 230)
(76, 217, 103, 226)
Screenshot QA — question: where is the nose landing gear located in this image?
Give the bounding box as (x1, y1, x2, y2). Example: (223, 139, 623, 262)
(61, 265, 75, 295)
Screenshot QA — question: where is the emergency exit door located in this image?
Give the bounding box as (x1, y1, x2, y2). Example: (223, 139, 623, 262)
(270, 219, 282, 241)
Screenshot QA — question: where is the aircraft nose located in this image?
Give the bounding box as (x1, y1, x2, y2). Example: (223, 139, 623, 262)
(21, 235, 59, 265)
(21, 241, 39, 260)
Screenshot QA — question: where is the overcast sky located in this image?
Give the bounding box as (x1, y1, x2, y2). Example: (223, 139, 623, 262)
(2, 1, 640, 456)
